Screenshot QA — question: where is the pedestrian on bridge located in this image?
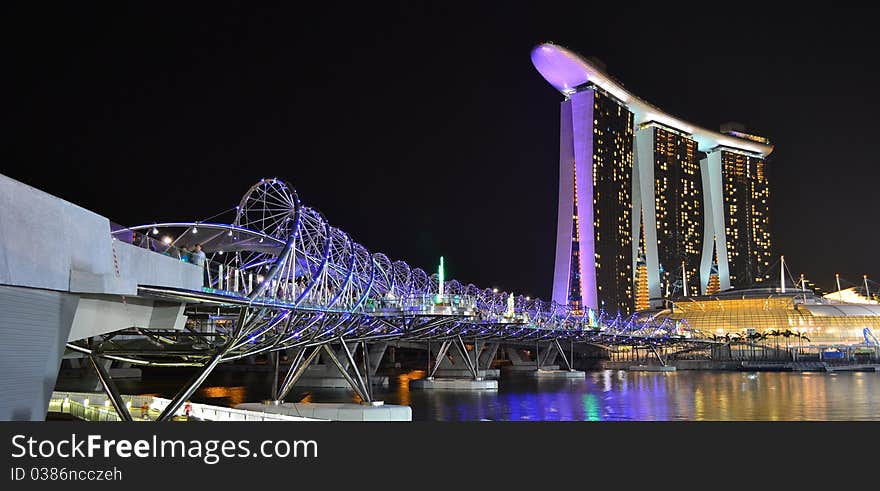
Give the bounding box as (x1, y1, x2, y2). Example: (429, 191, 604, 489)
(191, 243, 207, 285)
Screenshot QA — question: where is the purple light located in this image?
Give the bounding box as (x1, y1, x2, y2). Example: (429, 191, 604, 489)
(549, 87, 598, 310)
(530, 44, 591, 94)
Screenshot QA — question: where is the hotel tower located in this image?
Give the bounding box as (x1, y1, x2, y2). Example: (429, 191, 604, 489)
(532, 43, 773, 314)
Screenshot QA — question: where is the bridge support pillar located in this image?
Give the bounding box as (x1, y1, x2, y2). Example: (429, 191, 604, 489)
(157, 348, 227, 421)
(366, 342, 388, 377)
(88, 354, 133, 421)
(537, 342, 560, 369)
(319, 339, 382, 405)
(525, 340, 586, 380)
(429, 338, 499, 380)
(501, 346, 559, 373)
(291, 342, 389, 389)
(414, 337, 499, 390)
(274, 346, 322, 402)
(478, 342, 500, 372)
(90, 357, 113, 391)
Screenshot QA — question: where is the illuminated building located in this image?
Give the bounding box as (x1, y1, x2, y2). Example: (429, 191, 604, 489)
(531, 43, 774, 313)
(634, 253, 649, 312)
(634, 122, 702, 303)
(705, 266, 721, 295)
(567, 164, 584, 313)
(701, 125, 772, 289)
(548, 80, 634, 314)
(823, 287, 878, 305)
(649, 287, 880, 346)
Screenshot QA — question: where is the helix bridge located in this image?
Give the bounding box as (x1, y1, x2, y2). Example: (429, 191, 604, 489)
(69, 178, 709, 420)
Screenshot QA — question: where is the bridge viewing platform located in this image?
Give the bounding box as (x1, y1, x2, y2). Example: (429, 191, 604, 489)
(0, 173, 710, 421)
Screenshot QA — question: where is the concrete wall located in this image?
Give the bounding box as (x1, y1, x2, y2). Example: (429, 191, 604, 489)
(0, 285, 78, 420)
(552, 99, 576, 305)
(0, 173, 201, 295)
(632, 127, 662, 304)
(0, 173, 115, 292)
(68, 295, 188, 341)
(112, 240, 202, 291)
(0, 173, 199, 419)
(699, 152, 731, 293)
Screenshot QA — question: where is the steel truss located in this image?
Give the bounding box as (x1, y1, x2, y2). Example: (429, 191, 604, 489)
(78, 178, 716, 416)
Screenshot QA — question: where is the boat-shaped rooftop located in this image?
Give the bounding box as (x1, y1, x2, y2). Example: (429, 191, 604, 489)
(531, 43, 774, 156)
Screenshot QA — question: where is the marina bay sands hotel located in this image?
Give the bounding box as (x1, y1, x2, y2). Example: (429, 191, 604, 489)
(532, 43, 773, 314)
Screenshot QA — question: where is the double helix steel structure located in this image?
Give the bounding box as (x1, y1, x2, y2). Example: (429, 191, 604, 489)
(72, 178, 707, 420)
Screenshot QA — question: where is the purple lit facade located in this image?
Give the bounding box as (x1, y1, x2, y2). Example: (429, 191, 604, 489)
(547, 84, 635, 314)
(552, 91, 597, 311)
(536, 44, 636, 313)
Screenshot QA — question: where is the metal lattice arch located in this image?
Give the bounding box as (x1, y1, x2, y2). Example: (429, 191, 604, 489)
(119, 177, 704, 334)
(90, 178, 708, 419)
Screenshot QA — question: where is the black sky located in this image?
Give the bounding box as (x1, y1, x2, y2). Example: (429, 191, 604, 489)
(3, 2, 879, 295)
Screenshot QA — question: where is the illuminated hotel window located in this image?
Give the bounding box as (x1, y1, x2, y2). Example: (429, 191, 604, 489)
(720, 150, 771, 288)
(647, 126, 703, 298)
(584, 90, 635, 313)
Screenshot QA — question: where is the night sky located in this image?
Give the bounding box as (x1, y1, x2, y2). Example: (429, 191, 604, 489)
(4, 3, 878, 296)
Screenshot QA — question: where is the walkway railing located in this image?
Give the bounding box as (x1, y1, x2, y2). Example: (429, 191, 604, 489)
(48, 391, 319, 421)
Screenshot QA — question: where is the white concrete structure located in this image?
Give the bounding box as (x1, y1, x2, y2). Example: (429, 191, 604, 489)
(51, 392, 320, 421)
(237, 402, 412, 421)
(0, 173, 201, 420)
(409, 378, 498, 390)
(632, 127, 662, 302)
(530, 43, 773, 155)
(699, 151, 733, 292)
(525, 369, 586, 379)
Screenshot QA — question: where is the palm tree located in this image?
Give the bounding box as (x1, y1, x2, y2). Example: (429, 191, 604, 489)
(782, 329, 793, 358)
(746, 331, 760, 360)
(723, 333, 734, 360)
(801, 331, 811, 358)
(755, 332, 763, 360)
(760, 332, 771, 359)
(766, 330, 781, 358)
(796, 331, 810, 357)
(730, 333, 743, 359)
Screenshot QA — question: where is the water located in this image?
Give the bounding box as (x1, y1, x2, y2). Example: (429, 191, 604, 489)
(70, 369, 880, 421)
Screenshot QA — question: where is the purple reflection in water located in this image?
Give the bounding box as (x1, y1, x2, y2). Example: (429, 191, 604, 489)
(95, 370, 880, 422)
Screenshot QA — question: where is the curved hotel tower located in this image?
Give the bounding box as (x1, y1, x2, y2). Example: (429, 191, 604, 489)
(531, 43, 774, 314)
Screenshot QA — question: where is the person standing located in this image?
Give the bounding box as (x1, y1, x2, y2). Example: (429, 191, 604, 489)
(191, 243, 207, 285)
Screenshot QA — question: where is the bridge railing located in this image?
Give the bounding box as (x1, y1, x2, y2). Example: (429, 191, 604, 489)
(113, 228, 195, 262)
(49, 391, 317, 421)
(114, 228, 260, 300)
(201, 259, 267, 298)
(361, 293, 477, 314)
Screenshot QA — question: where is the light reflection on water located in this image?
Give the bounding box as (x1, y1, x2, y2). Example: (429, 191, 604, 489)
(97, 369, 880, 421)
(199, 386, 248, 406)
(394, 370, 423, 407)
